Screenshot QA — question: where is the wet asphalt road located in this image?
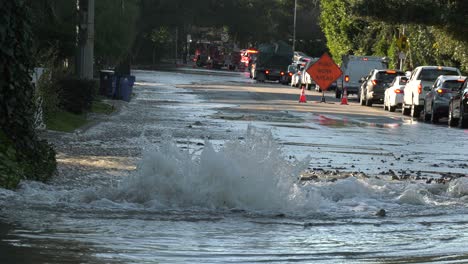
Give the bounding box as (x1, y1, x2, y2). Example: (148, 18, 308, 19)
(167, 68, 467, 181)
(1, 67, 467, 264)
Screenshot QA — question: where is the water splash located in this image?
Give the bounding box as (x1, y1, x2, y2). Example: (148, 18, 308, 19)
(2, 126, 468, 217)
(107, 126, 320, 214)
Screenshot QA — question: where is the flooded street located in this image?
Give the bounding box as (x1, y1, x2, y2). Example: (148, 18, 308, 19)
(1, 69, 468, 263)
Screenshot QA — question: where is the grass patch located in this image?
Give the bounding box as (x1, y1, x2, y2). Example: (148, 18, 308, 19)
(45, 100, 115, 132)
(91, 100, 115, 114)
(46, 110, 88, 132)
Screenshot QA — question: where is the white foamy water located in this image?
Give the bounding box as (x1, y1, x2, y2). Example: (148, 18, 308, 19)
(6, 126, 467, 216)
(2, 127, 468, 263)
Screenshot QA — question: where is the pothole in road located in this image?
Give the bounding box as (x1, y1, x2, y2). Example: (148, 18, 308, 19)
(211, 111, 305, 123)
(315, 115, 402, 129)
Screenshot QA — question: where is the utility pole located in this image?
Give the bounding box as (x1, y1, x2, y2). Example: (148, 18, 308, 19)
(292, 0, 297, 52)
(76, 0, 94, 79)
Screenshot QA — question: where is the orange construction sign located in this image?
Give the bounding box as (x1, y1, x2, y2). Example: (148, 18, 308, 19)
(306, 53, 342, 91)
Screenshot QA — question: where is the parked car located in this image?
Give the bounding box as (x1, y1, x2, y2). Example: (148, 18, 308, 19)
(359, 69, 405, 106)
(402, 66, 461, 117)
(423, 75, 466, 123)
(337, 55, 388, 98)
(300, 58, 319, 90)
(448, 78, 468, 128)
(280, 63, 298, 85)
(383, 76, 408, 112)
(291, 66, 302, 88)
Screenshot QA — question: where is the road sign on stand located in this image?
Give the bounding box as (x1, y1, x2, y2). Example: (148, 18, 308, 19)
(306, 53, 342, 103)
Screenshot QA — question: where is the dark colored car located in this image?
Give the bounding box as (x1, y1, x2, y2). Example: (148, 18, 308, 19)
(423, 75, 466, 123)
(359, 69, 405, 106)
(280, 63, 299, 85)
(448, 77, 468, 128)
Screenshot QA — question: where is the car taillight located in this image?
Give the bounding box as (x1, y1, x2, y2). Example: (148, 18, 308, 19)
(288, 72, 293, 76)
(418, 84, 422, 94)
(280, 71, 285, 76)
(394, 89, 403, 94)
(371, 80, 378, 86)
(437, 88, 450, 94)
(344, 75, 350, 82)
(265, 70, 270, 75)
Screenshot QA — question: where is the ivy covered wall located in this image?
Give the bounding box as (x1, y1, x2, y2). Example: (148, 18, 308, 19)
(0, 0, 56, 189)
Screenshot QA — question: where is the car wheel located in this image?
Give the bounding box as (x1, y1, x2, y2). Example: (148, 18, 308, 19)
(410, 104, 420, 118)
(402, 104, 410, 116)
(383, 101, 387, 111)
(360, 91, 366, 106)
(448, 103, 458, 127)
(423, 105, 431, 122)
(459, 106, 468, 128)
(431, 107, 439, 123)
(256, 72, 265, 82)
(335, 90, 341, 99)
(389, 105, 396, 112)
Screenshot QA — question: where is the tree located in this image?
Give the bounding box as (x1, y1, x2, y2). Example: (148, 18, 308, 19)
(30, 0, 76, 64)
(349, 0, 468, 41)
(320, 0, 369, 62)
(347, 0, 468, 71)
(95, 0, 140, 68)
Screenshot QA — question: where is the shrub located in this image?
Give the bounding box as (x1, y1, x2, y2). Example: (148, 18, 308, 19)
(58, 78, 98, 114)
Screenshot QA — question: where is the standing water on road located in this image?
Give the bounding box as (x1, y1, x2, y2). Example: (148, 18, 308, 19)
(1, 70, 468, 263)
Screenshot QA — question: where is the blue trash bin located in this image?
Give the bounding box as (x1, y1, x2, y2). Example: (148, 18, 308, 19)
(110, 75, 119, 98)
(119, 75, 136, 102)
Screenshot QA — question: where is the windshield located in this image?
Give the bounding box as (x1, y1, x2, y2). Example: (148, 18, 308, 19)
(442, 80, 464, 90)
(288, 65, 297, 72)
(347, 61, 386, 82)
(376, 72, 405, 83)
(420, 69, 459, 82)
(397, 77, 408, 85)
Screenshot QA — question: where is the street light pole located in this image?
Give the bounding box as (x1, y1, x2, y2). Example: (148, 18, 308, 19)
(292, 0, 297, 52)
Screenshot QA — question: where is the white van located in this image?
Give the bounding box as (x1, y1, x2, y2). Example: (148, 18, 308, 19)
(336, 55, 388, 98)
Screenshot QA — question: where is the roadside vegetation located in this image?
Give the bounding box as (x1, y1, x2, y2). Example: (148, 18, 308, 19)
(321, 0, 468, 72)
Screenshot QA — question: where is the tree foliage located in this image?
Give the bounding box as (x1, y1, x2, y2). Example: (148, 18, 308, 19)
(133, 0, 326, 63)
(319, 0, 468, 71)
(349, 0, 468, 42)
(1, 0, 56, 189)
(95, 0, 140, 68)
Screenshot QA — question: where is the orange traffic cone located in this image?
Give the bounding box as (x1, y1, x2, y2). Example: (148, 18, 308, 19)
(340, 87, 348, 105)
(299, 85, 307, 103)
